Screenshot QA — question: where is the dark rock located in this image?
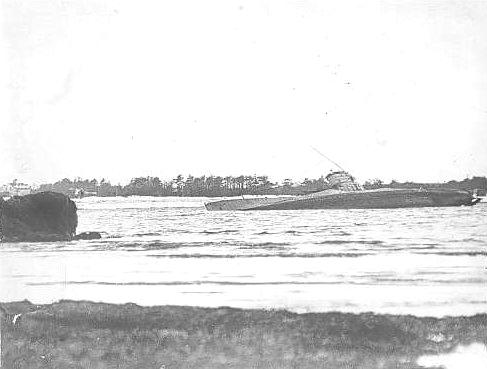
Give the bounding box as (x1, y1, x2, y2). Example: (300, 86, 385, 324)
(0, 191, 77, 242)
(74, 231, 102, 240)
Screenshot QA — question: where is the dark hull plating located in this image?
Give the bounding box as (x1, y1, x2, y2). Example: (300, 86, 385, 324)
(205, 188, 479, 211)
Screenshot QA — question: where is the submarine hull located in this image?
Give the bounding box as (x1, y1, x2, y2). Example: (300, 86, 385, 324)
(205, 188, 479, 211)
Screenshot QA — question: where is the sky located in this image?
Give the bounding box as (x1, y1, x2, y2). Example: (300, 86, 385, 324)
(0, 0, 486, 185)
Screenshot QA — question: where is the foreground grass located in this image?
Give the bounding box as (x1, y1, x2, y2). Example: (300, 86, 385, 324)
(1, 300, 486, 369)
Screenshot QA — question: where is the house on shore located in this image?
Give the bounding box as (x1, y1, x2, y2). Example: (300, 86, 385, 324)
(0, 180, 32, 198)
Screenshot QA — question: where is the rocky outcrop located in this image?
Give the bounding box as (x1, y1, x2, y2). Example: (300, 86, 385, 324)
(74, 231, 102, 240)
(1, 300, 487, 369)
(0, 191, 78, 242)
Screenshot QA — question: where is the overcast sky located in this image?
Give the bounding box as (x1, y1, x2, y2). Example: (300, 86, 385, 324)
(1, 0, 486, 185)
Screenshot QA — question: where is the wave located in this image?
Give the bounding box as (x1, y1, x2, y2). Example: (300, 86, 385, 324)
(255, 230, 352, 236)
(147, 252, 371, 258)
(132, 232, 162, 237)
(446, 238, 485, 243)
(237, 242, 292, 249)
(200, 230, 240, 234)
(256, 230, 304, 235)
(317, 240, 384, 245)
(28, 278, 487, 286)
(125, 241, 295, 251)
(25, 280, 372, 286)
(417, 251, 487, 257)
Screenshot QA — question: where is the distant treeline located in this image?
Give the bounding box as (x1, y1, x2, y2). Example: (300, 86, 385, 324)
(36, 175, 487, 198)
(363, 176, 487, 196)
(36, 175, 327, 197)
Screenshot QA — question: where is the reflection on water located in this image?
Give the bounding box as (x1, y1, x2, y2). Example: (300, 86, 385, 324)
(1, 196, 486, 316)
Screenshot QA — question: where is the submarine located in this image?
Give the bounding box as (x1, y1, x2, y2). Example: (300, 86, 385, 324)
(205, 171, 481, 211)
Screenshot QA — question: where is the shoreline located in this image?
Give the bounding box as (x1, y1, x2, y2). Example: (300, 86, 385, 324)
(1, 300, 486, 368)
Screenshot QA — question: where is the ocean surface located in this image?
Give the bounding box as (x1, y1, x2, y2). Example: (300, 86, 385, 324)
(1, 196, 486, 317)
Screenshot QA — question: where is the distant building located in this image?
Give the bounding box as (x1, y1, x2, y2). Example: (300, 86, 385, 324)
(0, 185, 9, 198)
(73, 188, 98, 198)
(1, 179, 32, 197)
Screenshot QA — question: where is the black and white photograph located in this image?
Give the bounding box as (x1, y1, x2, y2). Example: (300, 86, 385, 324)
(0, 1, 486, 368)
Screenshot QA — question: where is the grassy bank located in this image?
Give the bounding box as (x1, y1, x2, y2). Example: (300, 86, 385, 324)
(1, 300, 486, 368)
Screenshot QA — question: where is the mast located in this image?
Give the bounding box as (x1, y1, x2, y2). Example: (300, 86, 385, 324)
(309, 146, 346, 172)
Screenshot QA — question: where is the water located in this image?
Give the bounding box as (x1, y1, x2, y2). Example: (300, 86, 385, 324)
(1, 197, 486, 317)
